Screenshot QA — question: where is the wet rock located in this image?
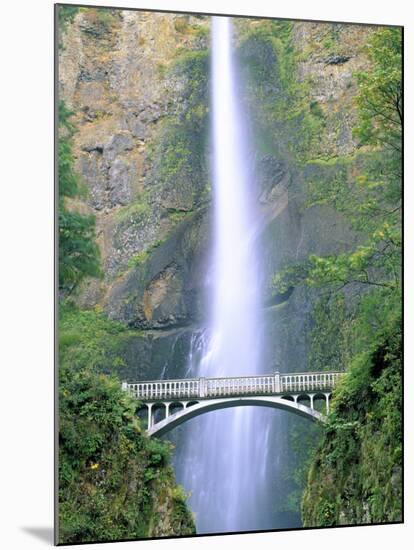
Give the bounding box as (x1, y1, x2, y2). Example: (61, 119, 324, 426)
(61, 12, 370, 372)
(142, 264, 186, 326)
(108, 158, 134, 206)
(324, 54, 351, 65)
(128, 117, 147, 140)
(79, 153, 107, 210)
(258, 156, 290, 204)
(79, 66, 108, 82)
(105, 210, 209, 329)
(77, 81, 107, 109)
(103, 133, 134, 163)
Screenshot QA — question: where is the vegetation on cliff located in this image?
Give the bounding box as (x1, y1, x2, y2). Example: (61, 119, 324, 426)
(302, 289, 402, 526)
(234, 21, 402, 527)
(58, 101, 101, 294)
(274, 28, 401, 294)
(238, 20, 326, 161)
(58, 304, 195, 543)
(58, 89, 195, 541)
(150, 47, 210, 212)
(296, 27, 402, 525)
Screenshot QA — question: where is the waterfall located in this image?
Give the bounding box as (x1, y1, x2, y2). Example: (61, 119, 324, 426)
(172, 16, 276, 534)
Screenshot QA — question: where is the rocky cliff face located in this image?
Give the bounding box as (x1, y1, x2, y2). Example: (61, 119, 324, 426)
(59, 11, 373, 377)
(60, 9, 210, 332)
(59, 9, 376, 525)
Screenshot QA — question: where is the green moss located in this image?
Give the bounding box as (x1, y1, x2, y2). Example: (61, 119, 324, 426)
(168, 209, 194, 224)
(116, 197, 151, 223)
(127, 239, 165, 269)
(309, 100, 325, 119)
(94, 7, 120, 28)
(173, 17, 208, 38)
(238, 20, 326, 162)
(174, 17, 191, 34)
(149, 48, 209, 207)
(128, 251, 149, 268)
(158, 129, 193, 181)
(58, 5, 80, 31)
(305, 156, 342, 166)
(157, 62, 168, 79)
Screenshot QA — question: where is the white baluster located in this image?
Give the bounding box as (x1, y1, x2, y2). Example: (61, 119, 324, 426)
(274, 371, 280, 393)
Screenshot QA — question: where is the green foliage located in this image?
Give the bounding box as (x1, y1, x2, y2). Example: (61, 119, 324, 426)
(306, 151, 401, 232)
(280, 292, 351, 515)
(58, 101, 101, 293)
(58, 5, 80, 30)
(172, 17, 208, 38)
(57, 5, 80, 49)
(59, 302, 128, 369)
(293, 29, 402, 526)
(302, 292, 402, 526)
(159, 128, 194, 181)
(58, 304, 195, 543)
(273, 28, 402, 295)
(308, 293, 352, 372)
(58, 102, 80, 198)
(353, 28, 402, 152)
(172, 50, 209, 121)
(281, 419, 323, 514)
(273, 243, 399, 295)
(59, 209, 101, 292)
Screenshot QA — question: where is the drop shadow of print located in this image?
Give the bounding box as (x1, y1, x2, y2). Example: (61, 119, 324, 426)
(21, 526, 54, 544)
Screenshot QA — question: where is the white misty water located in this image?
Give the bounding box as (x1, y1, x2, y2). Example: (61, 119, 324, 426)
(173, 16, 275, 534)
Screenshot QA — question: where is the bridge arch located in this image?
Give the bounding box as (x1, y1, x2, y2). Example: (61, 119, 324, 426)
(147, 396, 326, 437)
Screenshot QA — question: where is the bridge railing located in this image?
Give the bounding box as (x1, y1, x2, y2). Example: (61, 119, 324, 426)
(280, 372, 342, 392)
(125, 378, 201, 400)
(123, 371, 344, 401)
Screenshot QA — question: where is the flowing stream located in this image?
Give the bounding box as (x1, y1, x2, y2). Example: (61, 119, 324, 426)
(172, 16, 276, 533)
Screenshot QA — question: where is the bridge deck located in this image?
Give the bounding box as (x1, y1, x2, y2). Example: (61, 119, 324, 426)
(122, 371, 344, 402)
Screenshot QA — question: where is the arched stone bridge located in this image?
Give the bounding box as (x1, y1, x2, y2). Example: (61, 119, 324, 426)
(122, 371, 344, 437)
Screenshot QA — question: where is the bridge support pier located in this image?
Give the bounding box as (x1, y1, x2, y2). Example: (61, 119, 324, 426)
(324, 393, 330, 415)
(292, 395, 298, 403)
(165, 402, 171, 419)
(147, 403, 154, 429)
(309, 394, 314, 410)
